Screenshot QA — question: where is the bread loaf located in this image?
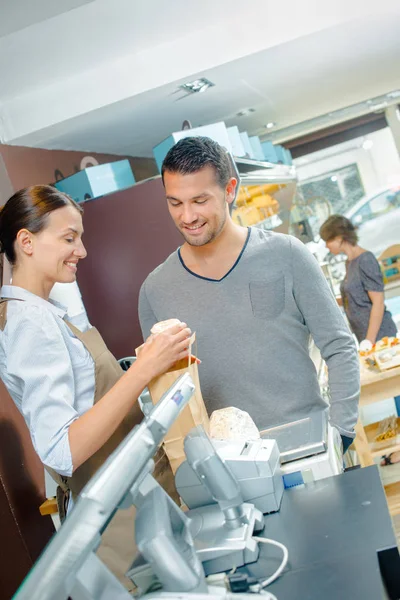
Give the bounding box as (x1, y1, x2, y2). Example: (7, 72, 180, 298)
(209, 407, 260, 441)
(151, 319, 183, 334)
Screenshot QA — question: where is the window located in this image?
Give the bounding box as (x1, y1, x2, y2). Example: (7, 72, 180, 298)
(352, 188, 400, 225)
(299, 164, 364, 214)
(352, 202, 372, 225)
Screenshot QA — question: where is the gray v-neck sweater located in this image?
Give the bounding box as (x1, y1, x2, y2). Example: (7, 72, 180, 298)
(139, 228, 359, 437)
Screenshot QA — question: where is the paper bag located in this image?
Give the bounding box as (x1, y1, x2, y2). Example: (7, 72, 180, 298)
(136, 333, 209, 473)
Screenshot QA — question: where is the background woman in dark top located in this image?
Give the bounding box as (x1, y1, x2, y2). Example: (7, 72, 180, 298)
(320, 215, 399, 466)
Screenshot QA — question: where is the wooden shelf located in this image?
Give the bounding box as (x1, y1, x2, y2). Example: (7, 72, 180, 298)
(355, 418, 400, 516)
(360, 360, 400, 389)
(372, 442, 400, 459)
(384, 480, 400, 516)
(364, 418, 400, 458)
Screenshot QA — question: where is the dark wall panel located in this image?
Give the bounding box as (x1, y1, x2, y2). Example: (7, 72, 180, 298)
(0, 380, 55, 599)
(285, 113, 388, 158)
(0, 143, 157, 205)
(77, 178, 182, 358)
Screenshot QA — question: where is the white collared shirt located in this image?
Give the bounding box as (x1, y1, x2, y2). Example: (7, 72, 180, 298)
(0, 286, 95, 477)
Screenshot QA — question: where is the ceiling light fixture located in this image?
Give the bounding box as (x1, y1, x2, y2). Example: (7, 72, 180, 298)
(362, 139, 373, 150)
(179, 78, 215, 95)
(265, 122, 276, 129)
(237, 108, 255, 117)
(366, 99, 388, 112)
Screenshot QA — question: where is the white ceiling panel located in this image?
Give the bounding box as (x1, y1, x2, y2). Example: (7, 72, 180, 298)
(0, 0, 94, 38)
(1, 1, 399, 157)
(11, 12, 400, 157)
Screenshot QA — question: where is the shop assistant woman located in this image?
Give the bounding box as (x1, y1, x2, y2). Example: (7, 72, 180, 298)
(320, 214, 399, 466)
(0, 185, 192, 510)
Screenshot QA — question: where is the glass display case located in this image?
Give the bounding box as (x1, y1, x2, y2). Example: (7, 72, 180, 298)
(232, 159, 297, 235)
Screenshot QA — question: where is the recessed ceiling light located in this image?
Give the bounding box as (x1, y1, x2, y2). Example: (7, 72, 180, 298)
(179, 78, 215, 94)
(362, 139, 373, 150)
(237, 108, 255, 117)
(265, 122, 276, 129)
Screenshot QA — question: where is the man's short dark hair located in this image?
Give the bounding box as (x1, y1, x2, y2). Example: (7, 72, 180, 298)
(161, 136, 232, 189)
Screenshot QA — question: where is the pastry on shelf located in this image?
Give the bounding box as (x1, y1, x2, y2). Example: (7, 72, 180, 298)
(374, 415, 398, 443)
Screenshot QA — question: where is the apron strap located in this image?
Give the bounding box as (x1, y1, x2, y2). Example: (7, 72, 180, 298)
(0, 298, 23, 331)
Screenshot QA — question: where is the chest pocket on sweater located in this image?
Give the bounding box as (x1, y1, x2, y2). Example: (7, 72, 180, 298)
(249, 276, 285, 319)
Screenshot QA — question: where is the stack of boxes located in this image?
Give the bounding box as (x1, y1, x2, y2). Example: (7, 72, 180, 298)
(54, 159, 136, 204)
(152, 121, 293, 171)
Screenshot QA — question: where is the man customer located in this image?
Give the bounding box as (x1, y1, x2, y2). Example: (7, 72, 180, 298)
(139, 137, 360, 451)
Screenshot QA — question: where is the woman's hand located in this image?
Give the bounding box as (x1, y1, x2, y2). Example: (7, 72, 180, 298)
(69, 322, 192, 472)
(359, 339, 373, 353)
(136, 323, 192, 381)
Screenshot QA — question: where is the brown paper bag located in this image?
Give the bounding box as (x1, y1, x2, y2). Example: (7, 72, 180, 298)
(136, 333, 209, 473)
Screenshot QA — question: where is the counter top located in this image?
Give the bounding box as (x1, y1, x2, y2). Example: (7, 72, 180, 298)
(360, 358, 400, 387)
(245, 466, 399, 599)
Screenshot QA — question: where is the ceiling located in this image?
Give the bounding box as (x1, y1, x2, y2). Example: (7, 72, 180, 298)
(0, 0, 94, 38)
(0, 0, 399, 158)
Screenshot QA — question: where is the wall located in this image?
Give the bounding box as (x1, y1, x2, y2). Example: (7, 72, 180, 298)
(368, 127, 400, 189)
(295, 127, 400, 196)
(76, 177, 182, 358)
(0, 380, 55, 599)
(0, 143, 157, 291)
(0, 143, 157, 205)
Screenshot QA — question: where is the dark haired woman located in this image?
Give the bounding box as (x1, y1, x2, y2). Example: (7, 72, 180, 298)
(0, 186, 191, 578)
(320, 214, 399, 466)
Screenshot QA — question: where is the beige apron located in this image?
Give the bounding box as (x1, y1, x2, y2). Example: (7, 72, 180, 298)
(0, 298, 177, 585)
